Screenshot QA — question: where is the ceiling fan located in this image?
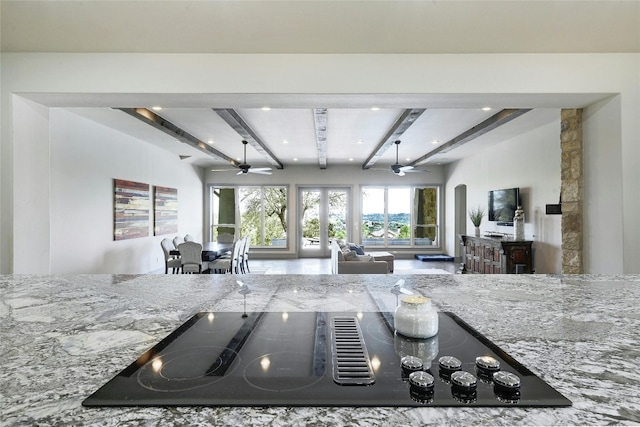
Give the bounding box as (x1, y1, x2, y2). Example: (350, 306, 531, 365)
(385, 140, 428, 176)
(211, 140, 272, 175)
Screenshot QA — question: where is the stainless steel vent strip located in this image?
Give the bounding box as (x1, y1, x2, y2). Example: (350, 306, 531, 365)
(331, 316, 376, 386)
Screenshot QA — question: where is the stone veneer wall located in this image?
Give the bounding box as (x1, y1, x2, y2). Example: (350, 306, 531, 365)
(560, 109, 583, 274)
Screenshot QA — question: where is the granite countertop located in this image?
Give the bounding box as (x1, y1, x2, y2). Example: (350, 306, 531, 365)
(1, 273, 639, 426)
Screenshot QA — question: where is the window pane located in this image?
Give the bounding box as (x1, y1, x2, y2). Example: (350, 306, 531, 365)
(238, 186, 288, 247)
(239, 187, 261, 244)
(414, 187, 438, 246)
(362, 187, 385, 247)
(328, 190, 347, 242)
(211, 187, 236, 243)
(388, 187, 411, 246)
(301, 190, 320, 246)
(263, 187, 287, 246)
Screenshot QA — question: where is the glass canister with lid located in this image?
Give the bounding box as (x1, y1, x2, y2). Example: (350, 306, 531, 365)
(394, 295, 439, 339)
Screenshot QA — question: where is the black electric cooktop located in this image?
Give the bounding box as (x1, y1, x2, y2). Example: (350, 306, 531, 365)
(83, 310, 571, 407)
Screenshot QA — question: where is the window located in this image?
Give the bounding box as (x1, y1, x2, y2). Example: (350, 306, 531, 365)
(361, 186, 439, 247)
(210, 186, 288, 247)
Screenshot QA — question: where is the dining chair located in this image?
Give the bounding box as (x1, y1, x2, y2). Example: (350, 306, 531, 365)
(178, 241, 207, 274)
(212, 238, 242, 274)
(173, 235, 185, 249)
(208, 251, 231, 273)
(207, 238, 239, 274)
(239, 236, 251, 273)
(161, 238, 181, 274)
(184, 234, 196, 242)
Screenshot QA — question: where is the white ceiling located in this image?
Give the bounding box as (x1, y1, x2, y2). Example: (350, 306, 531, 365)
(48, 92, 607, 171)
(5, 0, 631, 171)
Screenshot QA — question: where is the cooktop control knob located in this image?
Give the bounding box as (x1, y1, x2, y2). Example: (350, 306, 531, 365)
(438, 356, 462, 371)
(493, 371, 521, 403)
(409, 371, 435, 392)
(401, 355, 424, 373)
(476, 355, 500, 372)
(493, 371, 521, 390)
(450, 371, 478, 391)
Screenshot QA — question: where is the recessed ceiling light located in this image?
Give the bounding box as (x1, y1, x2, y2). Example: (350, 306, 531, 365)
(208, 139, 214, 144)
(348, 158, 354, 162)
(432, 140, 439, 145)
(371, 107, 380, 111)
(293, 158, 298, 161)
(357, 140, 364, 144)
(282, 140, 288, 144)
(152, 106, 162, 111)
(262, 107, 271, 111)
(482, 107, 492, 111)
(405, 157, 411, 162)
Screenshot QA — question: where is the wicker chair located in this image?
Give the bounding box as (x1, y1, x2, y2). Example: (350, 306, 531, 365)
(161, 238, 181, 274)
(178, 241, 208, 274)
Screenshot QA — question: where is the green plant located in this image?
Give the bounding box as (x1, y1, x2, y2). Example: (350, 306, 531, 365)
(469, 206, 485, 227)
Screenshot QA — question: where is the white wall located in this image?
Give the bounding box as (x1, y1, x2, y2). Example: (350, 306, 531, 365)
(583, 96, 625, 273)
(46, 108, 204, 274)
(1, 53, 639, 273)
(12, 97, 52, 273)
(445, 111, 563, 274)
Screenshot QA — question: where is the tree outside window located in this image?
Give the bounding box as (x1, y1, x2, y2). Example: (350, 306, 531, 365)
(211, 186, 288, 247)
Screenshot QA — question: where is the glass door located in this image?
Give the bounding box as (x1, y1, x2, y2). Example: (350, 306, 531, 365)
(298, 188, 348, 258)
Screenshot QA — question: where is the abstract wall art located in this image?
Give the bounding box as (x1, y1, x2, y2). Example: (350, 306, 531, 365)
(113, 179, 150, 240)
(154, 186, 178, 236)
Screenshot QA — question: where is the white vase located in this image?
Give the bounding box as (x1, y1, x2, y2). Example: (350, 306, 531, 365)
(513, 206, 525, 241)
(474, 227, 480, 237)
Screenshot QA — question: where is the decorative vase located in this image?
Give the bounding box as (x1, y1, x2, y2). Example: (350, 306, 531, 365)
(513, 206, 525, 241)
(474, 227, 481, 237)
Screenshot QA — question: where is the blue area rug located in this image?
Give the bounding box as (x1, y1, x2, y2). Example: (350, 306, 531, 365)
(415, 254, 454, 262)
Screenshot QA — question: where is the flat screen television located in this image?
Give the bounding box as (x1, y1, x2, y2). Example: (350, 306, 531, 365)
(488, 187, 520, 226)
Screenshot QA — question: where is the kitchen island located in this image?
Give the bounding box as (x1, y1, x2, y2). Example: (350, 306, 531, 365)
(1, 273, 639, 425)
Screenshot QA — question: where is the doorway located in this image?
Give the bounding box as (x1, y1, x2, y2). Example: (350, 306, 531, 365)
(298, 187, 349, 258)
(454, 184, 467, 260)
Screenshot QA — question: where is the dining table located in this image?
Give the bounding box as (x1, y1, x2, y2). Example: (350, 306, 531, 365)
(171, 241, 232, 261)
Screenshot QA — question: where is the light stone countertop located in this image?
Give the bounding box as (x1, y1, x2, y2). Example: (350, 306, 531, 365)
(1, 273, 639, 426)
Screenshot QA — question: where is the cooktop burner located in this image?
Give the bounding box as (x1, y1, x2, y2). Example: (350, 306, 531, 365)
(83, 311, 571, 407)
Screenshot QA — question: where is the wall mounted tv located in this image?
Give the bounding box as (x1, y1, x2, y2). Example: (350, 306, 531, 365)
(488, 187, 521, 226)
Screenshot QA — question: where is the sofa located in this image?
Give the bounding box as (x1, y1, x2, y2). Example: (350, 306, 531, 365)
(330, 240, 389, 274)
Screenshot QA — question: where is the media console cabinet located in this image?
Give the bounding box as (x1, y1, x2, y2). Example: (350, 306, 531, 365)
(458, 235, 533, 274)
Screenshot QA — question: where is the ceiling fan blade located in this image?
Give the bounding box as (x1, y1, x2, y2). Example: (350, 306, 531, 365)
(399, 165, 414, 171)
(251, 167, 272, 172)
(236, 170, 245, 175)
(249, 169, 272, 175)
(397, 170, 406, 177)
(211, 168, 236, 172)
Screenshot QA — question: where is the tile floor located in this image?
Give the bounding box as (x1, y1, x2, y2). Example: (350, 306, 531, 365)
(246, 257, 459, 274)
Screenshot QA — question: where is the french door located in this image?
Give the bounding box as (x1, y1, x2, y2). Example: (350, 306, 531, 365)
(298, 187, 349, 258)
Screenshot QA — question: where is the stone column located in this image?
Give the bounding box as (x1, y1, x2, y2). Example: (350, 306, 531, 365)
(560, 109, 583, 274)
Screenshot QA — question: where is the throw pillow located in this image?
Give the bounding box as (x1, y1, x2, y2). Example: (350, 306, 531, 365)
(343, 250, 359, 261)
(355, 255, 373, 262)
(348, 243, 365, 255)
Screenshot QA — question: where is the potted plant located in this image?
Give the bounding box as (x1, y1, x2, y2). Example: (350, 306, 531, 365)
(468, 206, 485, 237)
